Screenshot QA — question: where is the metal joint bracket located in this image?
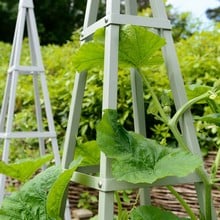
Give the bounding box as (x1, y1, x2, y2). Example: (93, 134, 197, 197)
(80, 15, 114, 41)
(72, 171, 201, 192)
(97, 173, 201, 192)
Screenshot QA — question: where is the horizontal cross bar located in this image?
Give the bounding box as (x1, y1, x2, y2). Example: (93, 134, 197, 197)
(72, 170, 201, 192)
(8, 65, 44, 74)
(81, 14, 171, 40)
(0, 131, 56, 139)
(110, 14, 171, 29)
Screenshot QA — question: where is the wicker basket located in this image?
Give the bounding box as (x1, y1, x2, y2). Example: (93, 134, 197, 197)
(68, 151, 220, 219)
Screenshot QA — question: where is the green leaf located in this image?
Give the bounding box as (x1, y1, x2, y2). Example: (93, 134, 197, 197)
(0, 166, 62, 220)
(47, 157, 82, 219)
(147, 100, 159, 116)
(130, 206, 189, 220)
(118, 210, 129, 220)
(97, 109, 133, 160)
(186, 84, 211, 103)
(195, 113, 220, 126)
(73, 42, 104, 72)
(119, 25, 166, 68)
(0, 154, 53, 182)
(93, 28, 105, 43)
(97, 109, 202, 184)
(72, 25, 165, 72)
(75, 141, 100, 166)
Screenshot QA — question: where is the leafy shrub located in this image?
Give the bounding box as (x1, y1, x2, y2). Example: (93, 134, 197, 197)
(177, 26, 220, 85)
(176, 26, 220, 150)
(0, 25, 218, 220)
(0, 25, 219, 159)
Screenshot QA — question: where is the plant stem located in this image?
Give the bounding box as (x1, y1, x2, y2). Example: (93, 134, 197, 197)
(169, 90, 220, 128)
(207, 99, 220, 113)
(169, 124, 211, 184)
(133, 191, 140, 208)
(211, 147, 220, 181)
(140, 71, 213, 219)
(140, 72, 168, 124)
(115, 191, 123, 216)
(170, 126, 212, 219)
(169, 92, 210, 128)
(167, 185, 198, 220)
(168, 124, 189, 151)
(212, 178, 220, 183)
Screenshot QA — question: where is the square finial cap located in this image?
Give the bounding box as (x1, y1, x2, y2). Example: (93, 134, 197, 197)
(19, 0, 34, 9)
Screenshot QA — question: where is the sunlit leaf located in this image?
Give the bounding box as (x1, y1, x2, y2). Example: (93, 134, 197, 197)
(72, 25, 165, 72)
(73, 42, 104, 72)
(93, 28, 105, 43)
(119, 25, 166, 68)
(0, 154, 53, 182)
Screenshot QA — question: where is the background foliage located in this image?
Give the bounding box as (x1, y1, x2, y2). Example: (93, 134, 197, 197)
(0, 24, 219, 160)
(0, 0, 92, 45)
(0, 0, 218, 44)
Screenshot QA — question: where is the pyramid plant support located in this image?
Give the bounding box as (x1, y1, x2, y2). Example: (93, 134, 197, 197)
(62, 0, 216, 219)
(0, 0, 60, 204)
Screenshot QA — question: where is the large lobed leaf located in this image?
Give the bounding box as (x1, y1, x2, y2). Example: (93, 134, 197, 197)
(97, 109, 202, 184)
(97, 109, 133, 160)
(0, 166, 62, 220)
(130, 206, 189, 220)
(0, 158, 82, 220)
(72, 42, 104, 72)
(74, 141, 100, 166)
(119, 25, 166, 68)
(72, 25, 166, 72)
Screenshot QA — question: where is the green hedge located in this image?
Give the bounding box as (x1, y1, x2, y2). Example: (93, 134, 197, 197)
(0, 26, 219, 159)
(176, 26, 220, 151)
